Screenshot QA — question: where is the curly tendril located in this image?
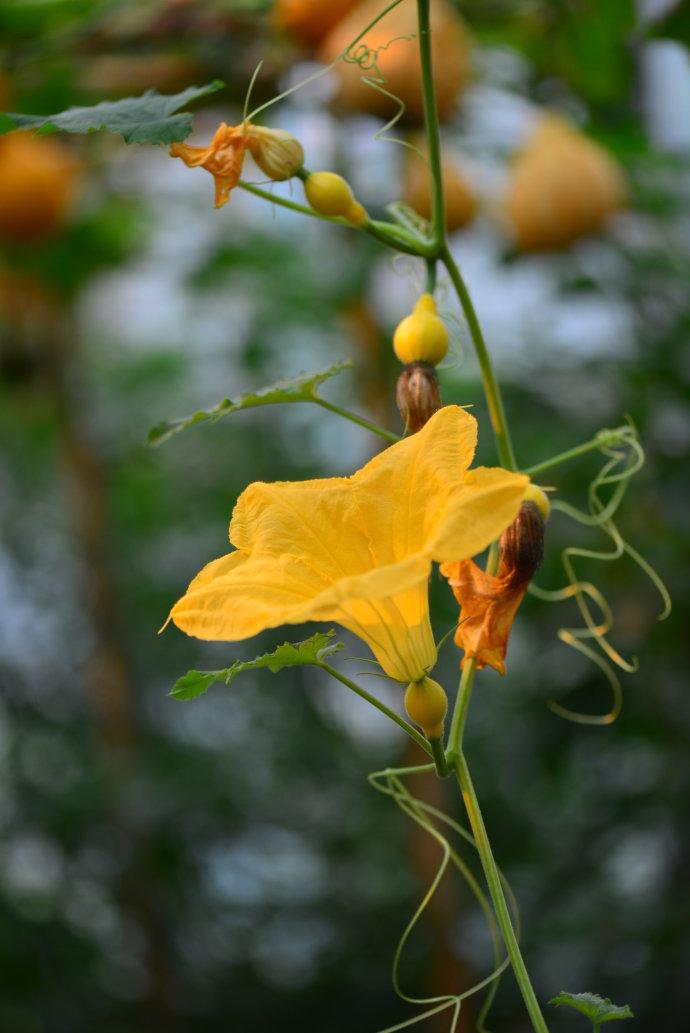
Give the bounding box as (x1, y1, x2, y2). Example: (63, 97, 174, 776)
(247, 0, 408, 126)
(368, 764, 520, 1032)
(530, 423, 671, 725)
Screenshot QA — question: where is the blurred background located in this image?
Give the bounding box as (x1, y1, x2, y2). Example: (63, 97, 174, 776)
(0, 1, 688, 1030)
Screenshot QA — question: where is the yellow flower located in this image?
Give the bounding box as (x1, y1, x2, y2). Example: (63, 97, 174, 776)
(168, 406, 529, 683)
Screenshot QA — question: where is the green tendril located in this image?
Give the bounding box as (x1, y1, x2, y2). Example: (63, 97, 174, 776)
(247, 0, 406, 124)
(530, 425, 671, 724)
(368, 764, 519, 1032)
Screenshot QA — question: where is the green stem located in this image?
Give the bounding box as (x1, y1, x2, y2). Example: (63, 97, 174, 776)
(314, 398, 399, 442)
(318, 662, 431, 756)
(428, 735, 449, 777)
(425, 258, 437, 293)
(522, 427, 634, 477)
(417, 0, 445, 246)
(445, 658, 476, 763)
(454, 753, 549, 1033)
(238, 181, 431, 257)
(441, 245, 517, 471)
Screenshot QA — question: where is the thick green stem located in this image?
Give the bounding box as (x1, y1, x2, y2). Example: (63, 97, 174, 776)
(441, 245, 517, 470)
(454, 754, 549, 1033)
(417, 0, 446, 246)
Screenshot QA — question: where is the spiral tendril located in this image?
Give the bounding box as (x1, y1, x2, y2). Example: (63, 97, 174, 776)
(368, 764, 520, 1032)
(530, 422, 671, 724)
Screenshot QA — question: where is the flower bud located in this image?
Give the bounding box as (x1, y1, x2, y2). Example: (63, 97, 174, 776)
(393, 293, 449, 366)
(405, 676, 448, 740)
(304, 171, 368, 224)
(396, 362, 441, 433)
(247, 125, 304, 182)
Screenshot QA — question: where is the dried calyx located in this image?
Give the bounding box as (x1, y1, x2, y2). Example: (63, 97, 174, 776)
(396, 361, 442, 433)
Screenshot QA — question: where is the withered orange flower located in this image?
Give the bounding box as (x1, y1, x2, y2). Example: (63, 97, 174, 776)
(170, 122, 248, 208)
(441, 499, 545, 674)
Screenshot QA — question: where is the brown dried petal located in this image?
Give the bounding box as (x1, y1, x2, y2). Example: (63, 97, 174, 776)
(396, 362, 441, 433)
(441, 501, 545, 674)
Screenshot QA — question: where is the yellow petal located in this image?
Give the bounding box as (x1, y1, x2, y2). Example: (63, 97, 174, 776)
(350, 405, 478, 565)
(429, 466, 530, 562)
(170, 547, 435, 682)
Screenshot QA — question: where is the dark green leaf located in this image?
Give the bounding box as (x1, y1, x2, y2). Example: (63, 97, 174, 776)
(0, 81, 224, 144)
(169, 671, 221, 701)
(550, 991, 634, 1026)
(170, 631, 343, 700)
(147, 360, 353, 446)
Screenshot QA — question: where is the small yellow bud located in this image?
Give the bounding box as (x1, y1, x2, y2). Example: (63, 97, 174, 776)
(246, 125, 304, 182)
(524, 483, 550, 520)
(404, 676, 448, 740)
(304, 171, 367, 223)
(393, 293, 449, 366)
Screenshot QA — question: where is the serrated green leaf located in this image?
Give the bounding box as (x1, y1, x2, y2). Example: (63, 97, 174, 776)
(170, 631, 343, 700)
(0, 81, 224, 144)
(169, 670, 220, 701)
(550, 991, 634, 1026)
(148, 360, 353, 446)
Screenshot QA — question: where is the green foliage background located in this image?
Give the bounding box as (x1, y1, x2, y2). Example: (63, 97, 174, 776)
(0, 1, 688, 1031)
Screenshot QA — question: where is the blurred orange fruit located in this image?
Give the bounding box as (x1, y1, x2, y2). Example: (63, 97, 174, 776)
(504, 114, 626, 252)
(0, 132, 80, 242)
(403, 143, 476, 232)
(319, 0, 471, 123)
(273, 0, 361, 48)
(80, 54, 203, 95)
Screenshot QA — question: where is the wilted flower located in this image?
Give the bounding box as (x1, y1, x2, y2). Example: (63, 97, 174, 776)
(170, 121, 303, 208)
(441, 497, 546, 674)
(168, 406, 530, 683)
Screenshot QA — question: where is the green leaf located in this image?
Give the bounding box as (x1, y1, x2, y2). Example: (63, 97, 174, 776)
(549, 991, 634, 1027)
(147, 359, 353, 446)
(170, 631, 343, 700)
(0, 81, 224, 144)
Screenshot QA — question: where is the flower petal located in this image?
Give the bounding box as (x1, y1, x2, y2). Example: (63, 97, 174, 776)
(430, 466, 529, 562)
(350, 405, 478, 565)
(170, 547, 435, 682)
(441, 558, 528, 674)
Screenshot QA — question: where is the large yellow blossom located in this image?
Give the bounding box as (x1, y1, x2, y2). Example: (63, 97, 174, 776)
(168, 406, 530, 683)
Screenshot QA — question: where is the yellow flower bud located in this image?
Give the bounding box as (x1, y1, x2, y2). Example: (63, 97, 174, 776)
(247, 125, 304, 182)
(393, 293, 449, 366)
(524, 483, 550, 520)
(404, 676, 448, 740)
(304, 171, 367, 223)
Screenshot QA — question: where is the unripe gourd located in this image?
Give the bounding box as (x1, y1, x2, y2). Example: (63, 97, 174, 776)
(393, 294, 448, 366)
(405, 676, 448, 740)
(303, 171, 367, 226)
